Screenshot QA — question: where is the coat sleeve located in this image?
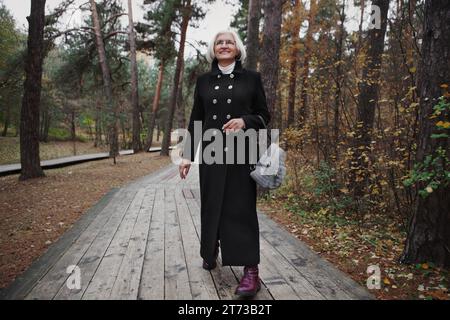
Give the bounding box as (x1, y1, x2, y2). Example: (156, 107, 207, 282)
(241, 72, 271, 130)
(182, 77, 204, 161)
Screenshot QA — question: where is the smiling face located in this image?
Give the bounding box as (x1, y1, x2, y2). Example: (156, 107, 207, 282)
(214, 33, 239, 64)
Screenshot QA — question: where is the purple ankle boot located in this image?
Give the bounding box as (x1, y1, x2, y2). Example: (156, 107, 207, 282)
(235, 265, 261, 297)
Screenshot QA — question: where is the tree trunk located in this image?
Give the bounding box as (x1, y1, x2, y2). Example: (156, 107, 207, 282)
(39, 103, 50, 142)
(94, 97, 102, 147)
(90, 0, 118, 161)
(245, 0, 261, 71)
(19, 0, 46, 180)
(145, 59, 165, 150)
(176, 61, 185, 133)
(298, 0, 317, 128)
(128, 0, 141, 153)
(401, 0, 450, 268)
(258, 0, 283, 196)
(287, 0, 302, 128)
(70, 110, 76, 141)
(156, 122, 160, 142)
(260, 0, 283, 126)
(334, 0, 346, 159)
(350, 0, 389, 197)
(2, 103, 10, 136)
(161, 0, 191, 156)
(357, 0, 365, 53)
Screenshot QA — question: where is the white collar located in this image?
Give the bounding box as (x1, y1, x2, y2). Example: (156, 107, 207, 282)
(218, 61, 235, 74)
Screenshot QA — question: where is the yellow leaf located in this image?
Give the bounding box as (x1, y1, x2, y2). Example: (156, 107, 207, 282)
(421, 263, 429, 269)
(436, 121, 450, 129)
(409, 67, 417, 73)
(383, 278, 391, 285)
(440, 83, 448, 89)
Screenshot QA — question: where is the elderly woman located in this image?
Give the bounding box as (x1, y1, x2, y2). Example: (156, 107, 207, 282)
(179, 29, 271, 297)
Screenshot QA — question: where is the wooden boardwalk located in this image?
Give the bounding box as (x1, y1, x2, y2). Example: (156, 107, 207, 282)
(0, 147, 176, 176)
(1, 163, 373, 300)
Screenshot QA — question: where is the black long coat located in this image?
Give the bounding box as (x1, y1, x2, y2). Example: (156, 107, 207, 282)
(182, 58, 271, 266)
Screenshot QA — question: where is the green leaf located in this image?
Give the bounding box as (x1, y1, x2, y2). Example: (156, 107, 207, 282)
(431, 133, 449, 139)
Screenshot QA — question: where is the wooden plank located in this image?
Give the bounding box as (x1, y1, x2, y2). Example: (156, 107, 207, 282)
(109, 187, 156, 299)
(174, 188, 219, 300)
(182, 189, 194, 199)
(120, 163, 176, 191)
(138, 188, 165, 300)
(55, 189, 151, 300)
(186, 196, 241, 300)
(25, 189, 137, 300)
(81, 189, 146, 300)
(163, 185, 192, 300)
(258, 213, 373, 300)
(259, 237, 324, 300)
(257, 246, 302, 300)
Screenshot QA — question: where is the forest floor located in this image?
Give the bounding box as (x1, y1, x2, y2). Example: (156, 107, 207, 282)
(0, 148, 171, 289)
(258, 198, 449, 300)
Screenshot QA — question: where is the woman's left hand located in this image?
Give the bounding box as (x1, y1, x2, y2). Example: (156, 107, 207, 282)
(222, 118, 246, 133)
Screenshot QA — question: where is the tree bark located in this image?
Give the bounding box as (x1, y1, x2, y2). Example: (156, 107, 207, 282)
(245, 0, 261, 71)
(145, 59, 165, 150)
(401, 0, 450, 268)
(2, 103, 10, 137)
(161, 0, 191, 156)
(260, 0, 283, 127)
(94, 97, 102, 147)
(19, 0, 46, 180)
(298, 0, 317, 128)
(39, 103, 50, 142)
(70, 110, 76, 141)
(334, 0, 346, 159)
(287, 0, 302, 128)
(128, 0, 142, 152)
(176, 61, 185, 133)
(90, 0, 118, 161)
(350, 0, 390, 197)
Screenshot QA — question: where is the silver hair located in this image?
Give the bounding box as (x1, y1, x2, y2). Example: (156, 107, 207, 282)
(206, 29, 247, 64)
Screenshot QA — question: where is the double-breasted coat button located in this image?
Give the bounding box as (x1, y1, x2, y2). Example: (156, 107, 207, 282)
(213, 129, 217, 135)
(217, 74, 221, 78)
(213, 114, 217, 120)
(226, 114, 231, 119)
(228, 85, 233, 89)
(213, 98, 217, 104)
(227, 98, 232, 104)
(214, 85, 219, 90)
(230, 73, 234, 78)
(224, 147, 228, 152)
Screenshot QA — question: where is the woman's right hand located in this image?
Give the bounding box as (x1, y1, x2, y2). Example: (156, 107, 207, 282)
(179, 158, 191, 179)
